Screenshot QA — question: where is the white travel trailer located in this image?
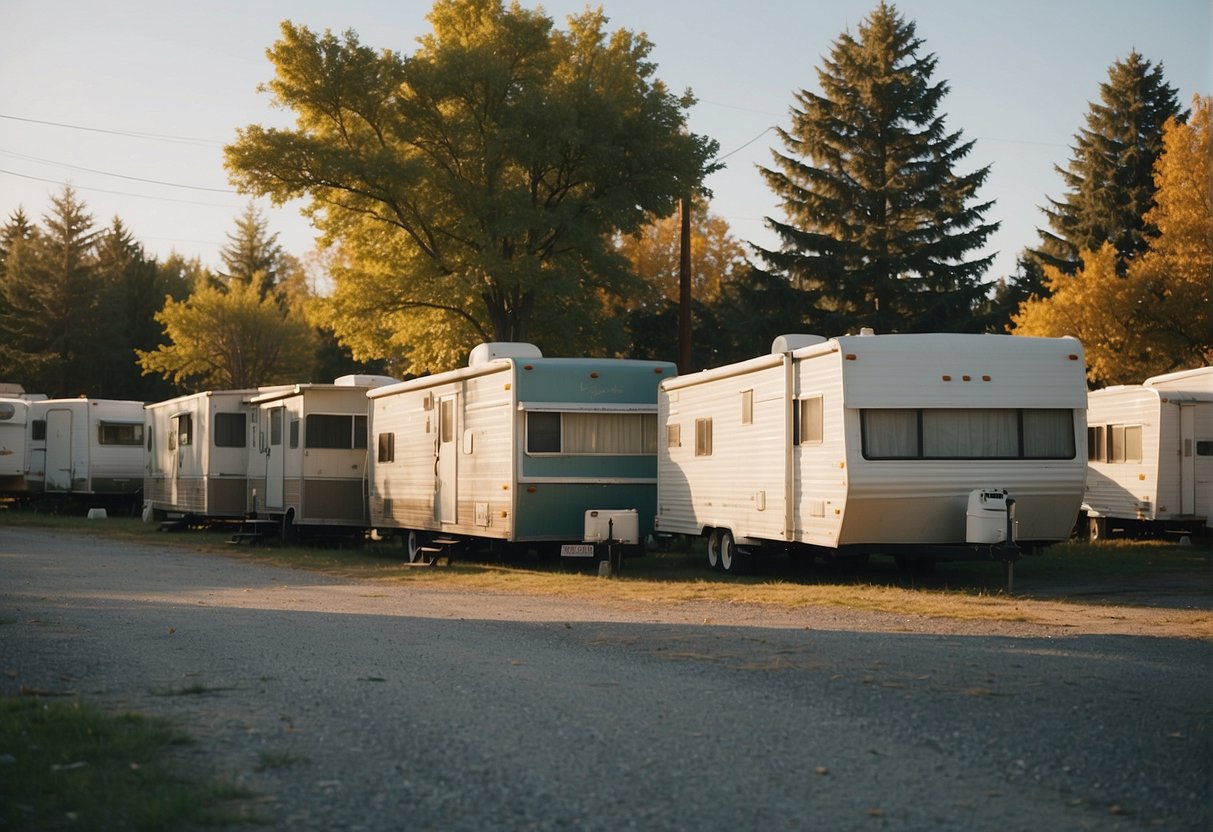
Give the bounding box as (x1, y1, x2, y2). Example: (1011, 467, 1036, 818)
(24, 398, 146, 502)
(367, 343, 676, 562)
(245, 375, 395, 531)
(0, 385, 46, 494)
(655, 332, 1089, 573)
(144, 387, 288, 520)
(1082, 366, 1212, 538)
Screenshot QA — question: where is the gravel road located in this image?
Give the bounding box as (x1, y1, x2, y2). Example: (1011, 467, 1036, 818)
(2, 527, 1210, 831)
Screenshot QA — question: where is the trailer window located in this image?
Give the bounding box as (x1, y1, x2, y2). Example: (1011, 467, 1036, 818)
(439, 399, 455, 445)
(31, 419, 46, 441)
(527, 412, 561, 453)
(861, 408, 1075, 460)
(1023, 409, 1075, 458)
(1197, 441, 1213, 456)
(797, 396, 824, 445)
(0, 403, 13, 421)
(666, 423, 681, 449)
(740, 390, 753, 425)
(1108, 424, 1142, 463)
(526, 411, 657, 455)
(172, 414, 193, 449)
(378, 432, 395, 463)
(289, 420, 299, 450)
(214, 413, 246, 448)
(98, 421, 144, 446)
(695, 418, 713, 457)
(1088, 425, 1106, 462)
(306, 414, 368, 450)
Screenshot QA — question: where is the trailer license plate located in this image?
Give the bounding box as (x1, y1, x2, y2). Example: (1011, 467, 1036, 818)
(560, 544, 595, 557)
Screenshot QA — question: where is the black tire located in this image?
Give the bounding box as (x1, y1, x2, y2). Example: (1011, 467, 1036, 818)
(706, 528, 723, 570)
(719, 530, 753, 575)
(404, 529, 429, 564)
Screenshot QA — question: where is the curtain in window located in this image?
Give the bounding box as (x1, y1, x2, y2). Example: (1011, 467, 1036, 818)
(923, 409, 1018, 458)
(1023, 409, 1075, 458)
(863, 409, 918, 457)
(563, 413, 655, 454)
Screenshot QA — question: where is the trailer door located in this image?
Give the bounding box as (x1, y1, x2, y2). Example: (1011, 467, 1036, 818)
(434, 394, 458, 524)
(1180, 403, 1196, 516)
(266, 406, 285, 510)
(45, 408, 73, 492)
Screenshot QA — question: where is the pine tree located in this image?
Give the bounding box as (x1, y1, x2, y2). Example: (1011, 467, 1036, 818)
(0, 188, 103, 396)
(218, 204, 288, 300)
(755, 2, 997, 336)
(0, 208, 37, 280)
(0, 208, 38, 340)
(1035, 51, 1185, 276)
(1014, 97, 1211, 385)
(93, 218, 168, 400)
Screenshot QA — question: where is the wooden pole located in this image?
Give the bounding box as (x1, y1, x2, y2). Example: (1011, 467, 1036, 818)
(678, 194, 692, 375)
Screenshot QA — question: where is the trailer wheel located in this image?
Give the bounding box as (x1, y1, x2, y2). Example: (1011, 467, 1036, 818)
(404, 529, 429, 564)
(719, 530, 752, 575)
(706, 529, 723, 570)
(1088, 516, 1107, 541)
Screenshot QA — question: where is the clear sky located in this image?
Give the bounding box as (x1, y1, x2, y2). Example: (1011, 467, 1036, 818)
(1, 0, 1209, 293)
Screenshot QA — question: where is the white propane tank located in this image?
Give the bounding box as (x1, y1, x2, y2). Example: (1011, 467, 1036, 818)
(583, 509, 640, 545)
(966, 489, 1013, 544)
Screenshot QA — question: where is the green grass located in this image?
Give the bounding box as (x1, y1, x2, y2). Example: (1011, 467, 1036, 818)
(0, 696, 256, 832)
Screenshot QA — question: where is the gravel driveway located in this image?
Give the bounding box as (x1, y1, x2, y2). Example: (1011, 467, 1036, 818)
(2, 527, 1210, 831)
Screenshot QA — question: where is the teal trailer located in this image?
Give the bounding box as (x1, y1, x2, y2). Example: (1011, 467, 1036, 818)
(367, 343, 675, 562)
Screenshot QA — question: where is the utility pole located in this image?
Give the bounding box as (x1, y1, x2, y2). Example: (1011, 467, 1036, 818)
(678, 194, 692, 375)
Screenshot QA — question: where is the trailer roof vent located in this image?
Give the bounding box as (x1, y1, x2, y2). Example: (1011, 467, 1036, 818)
(334, 374, 398, 389)
(468, 342, 544, 367)
(771, 334, 827, 354)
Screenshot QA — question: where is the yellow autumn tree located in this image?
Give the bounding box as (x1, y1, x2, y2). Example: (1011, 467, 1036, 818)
(1131, 95, 1212, 369)
(614, 201, 749, 310)
(137, 278, 315, 390)
(1014, 95, 1212, 386)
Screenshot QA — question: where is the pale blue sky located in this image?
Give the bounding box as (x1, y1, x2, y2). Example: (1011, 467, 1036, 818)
(1, 0, 1209, 290)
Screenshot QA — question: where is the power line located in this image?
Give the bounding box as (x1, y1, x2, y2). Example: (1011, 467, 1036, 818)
(714, 126, 776, 163)
(0, 149, 236, 193)
(0, 113, 221, 147)
(0, 168, 239, 208)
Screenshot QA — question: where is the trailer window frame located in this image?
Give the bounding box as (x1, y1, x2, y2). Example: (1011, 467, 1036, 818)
(695, 418, 713, 457)
(797, 396, 824, 446)
(305, 413, 369, 450)
(860, 407, 1076, 460)
(97, 420, 144, 446)
(213, 412, 246, 448)
(171, 414, 193, 450)
(377, 432, 396, 463)
(524, 409, 658, 456)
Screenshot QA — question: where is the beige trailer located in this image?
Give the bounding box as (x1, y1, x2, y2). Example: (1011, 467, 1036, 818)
(656, 332, 1088, 574)
(1083, 366, 1212, 538)
(244, 375, 394, 530)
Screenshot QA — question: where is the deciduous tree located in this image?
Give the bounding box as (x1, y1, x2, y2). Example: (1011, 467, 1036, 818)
(616, 200, 748, 309)
(1014, 97, 1211, 385)
(225, 1, 717, 372)
(137, 278, 314, 389)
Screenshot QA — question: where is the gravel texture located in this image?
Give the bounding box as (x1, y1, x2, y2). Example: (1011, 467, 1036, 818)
(2, 526, 1210, 831)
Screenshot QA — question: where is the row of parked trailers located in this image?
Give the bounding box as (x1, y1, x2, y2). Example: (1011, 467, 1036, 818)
(2, 334, 1209, 573)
